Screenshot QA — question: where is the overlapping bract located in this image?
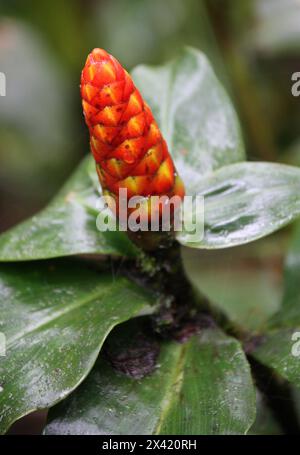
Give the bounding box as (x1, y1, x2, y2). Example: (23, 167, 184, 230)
(81, 48, 185, 221)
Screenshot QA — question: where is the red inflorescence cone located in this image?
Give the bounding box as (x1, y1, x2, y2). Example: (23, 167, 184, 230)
(81, 48, 185, 226)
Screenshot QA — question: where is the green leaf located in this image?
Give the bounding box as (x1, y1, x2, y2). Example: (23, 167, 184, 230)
(0, 156, 138, 261)
(132, 47, 245, 193)
(177, 162, 300, 249)
(251, 326, 300, 388)
(0, 260, 153, 434)
(182, 236, 283, 332)
(250, 221, 300, 387)
(280, 221, 300, 322)
(45, 319, 255, 435)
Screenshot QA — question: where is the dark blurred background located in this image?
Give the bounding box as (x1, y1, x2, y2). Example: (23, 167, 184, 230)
(1, 0, 300, 233)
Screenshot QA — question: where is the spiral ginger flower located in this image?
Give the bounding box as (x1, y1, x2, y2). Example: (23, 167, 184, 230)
(81, 48, 185, 230)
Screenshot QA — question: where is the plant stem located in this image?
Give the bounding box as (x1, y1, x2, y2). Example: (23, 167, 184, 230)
(121, 240, 247, 342)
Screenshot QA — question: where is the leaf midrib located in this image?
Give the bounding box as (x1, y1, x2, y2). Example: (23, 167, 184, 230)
(153, 342, 188, 434)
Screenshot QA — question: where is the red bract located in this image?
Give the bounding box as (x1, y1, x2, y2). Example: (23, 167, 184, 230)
(81, 48, 185, 222)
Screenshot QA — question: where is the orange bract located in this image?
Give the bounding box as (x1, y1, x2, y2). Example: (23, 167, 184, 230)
(81, 48, 185, 221)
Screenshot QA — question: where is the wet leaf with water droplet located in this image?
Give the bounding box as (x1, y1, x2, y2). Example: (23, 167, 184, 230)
(177, 162, 300, 249)
(0, 261, 153, 434)
(45, 318, 255, 435)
